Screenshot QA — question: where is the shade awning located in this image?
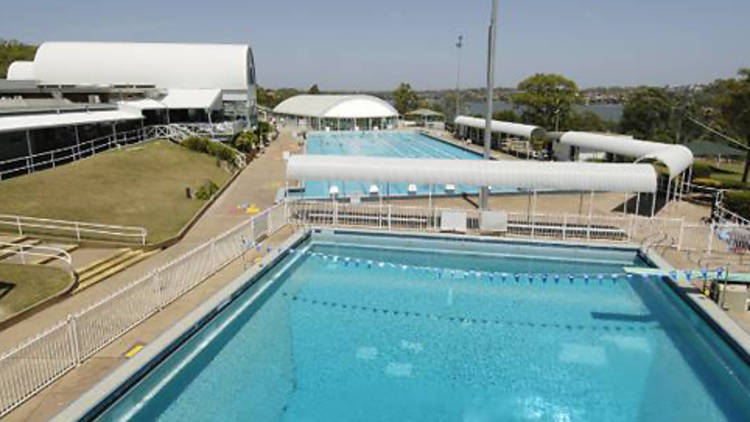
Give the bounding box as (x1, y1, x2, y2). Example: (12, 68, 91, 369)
(118, 98, 166, 110)
(0, 110, 143, 133)
(455, 115, 545, 139)
(286, 155, 657, 193)
(559, 132, 694, 179)
(160, 89, 222, 110)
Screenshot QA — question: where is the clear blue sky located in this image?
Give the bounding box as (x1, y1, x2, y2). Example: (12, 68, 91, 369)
(2, 0, 747, 90)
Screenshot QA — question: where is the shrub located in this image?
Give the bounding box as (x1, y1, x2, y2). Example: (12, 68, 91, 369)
(232, 131, 258, 153)
(725, 191, 750, 220)
(181, 136, 210, 153)
(691, 162, 713, 179)
(195, 180, 220, 200)
(206, 141, 236, 162)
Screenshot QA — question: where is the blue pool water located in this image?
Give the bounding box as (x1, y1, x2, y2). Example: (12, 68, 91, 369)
(95, 232, 750, 422)
(297, 131, 520, 198)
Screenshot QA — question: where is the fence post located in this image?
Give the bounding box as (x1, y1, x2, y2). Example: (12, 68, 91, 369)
(627, 215, 634, 242)
(19, 244, 26, 264)
(587, 214, 592, 241)
(16, 216, 22, 236)
(75, 222, 81, 242)
(388, 205, 392, 231)
(562, 214, 567, 240)
(67, 315, 81, 367)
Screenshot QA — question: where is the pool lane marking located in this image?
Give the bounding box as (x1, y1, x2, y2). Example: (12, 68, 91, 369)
(117, 243, 311, 420)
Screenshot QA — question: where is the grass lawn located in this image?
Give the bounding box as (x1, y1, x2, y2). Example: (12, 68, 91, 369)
(0, 140, 232, 242)
(0, 263, 73, 320)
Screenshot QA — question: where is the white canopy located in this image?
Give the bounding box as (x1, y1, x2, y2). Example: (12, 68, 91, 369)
(160, 89, 222, 110)
(117, 98, 166, 110)
(559, 132, 694, 179)
(286, 155, 657, 193)
(273, 95, 397, 119)
(455, 115, 544, 139)
(0, 110, 143, 133)
(32, 42, 254, 91)
(7, 61, 34, 80)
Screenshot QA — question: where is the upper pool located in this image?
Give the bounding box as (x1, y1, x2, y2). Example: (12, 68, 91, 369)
(293, 131, 520, 199)
(81, 230, 750, 422)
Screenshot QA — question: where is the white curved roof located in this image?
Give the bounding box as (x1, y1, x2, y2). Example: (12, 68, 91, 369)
(559, 132, 694, 179)
(287, 155, 657, 193)
(455, 115, 545, 139)
(7, 61, 34, 80)
(273, 95, 397, 118)
(0, 110, 142, 133)
(32, 42, 252, 90)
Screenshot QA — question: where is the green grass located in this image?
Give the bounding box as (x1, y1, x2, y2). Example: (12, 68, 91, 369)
(0, 140, 232, 242)
(0, 263, 73, 319)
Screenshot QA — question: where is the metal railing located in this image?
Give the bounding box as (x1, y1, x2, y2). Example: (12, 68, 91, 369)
(0, 242, 73, 269)
(0, 204, 287, 417)
(0, 214, 147, 246)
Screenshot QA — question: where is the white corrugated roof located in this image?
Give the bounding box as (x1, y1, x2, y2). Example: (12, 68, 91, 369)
(559, 131, 694, 179)
(32, 42, 252, 91)
(0, 110, 143, 133)
(273, 95, 397, 118)
(118, 98, 166, 110)
(7, 61, 34, 80)
(160, 89, 222, 110)
(455, 116, 545, 139)
(286, 155, 657, 193)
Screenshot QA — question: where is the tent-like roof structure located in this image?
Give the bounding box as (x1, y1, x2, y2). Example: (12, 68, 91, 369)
(273, 95, 397, 119)
(31, 42, 254, 91)
(0, 110, 143, 133)
(160, 89, 222, 110)
(558, 131, 694, 179)
(7, 61, 34, 80)
(286, 155, 657, 193)
(455, 115, 545, 139)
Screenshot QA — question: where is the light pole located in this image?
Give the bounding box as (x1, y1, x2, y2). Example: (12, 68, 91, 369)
(479, 0, 498, 210)
(455, 35, 463, 120)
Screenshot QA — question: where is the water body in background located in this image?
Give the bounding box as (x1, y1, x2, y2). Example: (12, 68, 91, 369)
(468, 101, 623, 122)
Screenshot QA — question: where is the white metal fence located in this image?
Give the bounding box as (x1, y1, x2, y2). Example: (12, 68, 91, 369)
(0, 214, 147, 246)
(287, 201, 722, 252)
(0, 242, 73, 269)
(0, 204, 287, 417)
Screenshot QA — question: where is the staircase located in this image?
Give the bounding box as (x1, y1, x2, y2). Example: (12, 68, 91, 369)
(74, 248, 158, 292)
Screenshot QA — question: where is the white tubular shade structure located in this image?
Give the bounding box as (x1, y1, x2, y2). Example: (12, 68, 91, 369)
(7, 61, 34, 80)
(454, 115, 545, 139)
(559, 132, 694, 179)
(287, 155, 658, 193)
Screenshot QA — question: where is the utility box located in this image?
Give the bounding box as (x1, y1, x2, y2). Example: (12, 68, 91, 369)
(712, 283, 749, 312)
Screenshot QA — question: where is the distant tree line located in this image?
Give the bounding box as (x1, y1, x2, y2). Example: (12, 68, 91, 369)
(0, 39, 37, 78)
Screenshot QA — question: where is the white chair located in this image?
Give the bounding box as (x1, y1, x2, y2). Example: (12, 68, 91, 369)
(369, 184, 380, 196)
(445, 184, 456, 193)
(407, 184, 418, 195)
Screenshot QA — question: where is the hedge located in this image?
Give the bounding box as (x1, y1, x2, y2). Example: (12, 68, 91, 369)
(182, 136, 236, 163)
(691, 161, 712, 179)
(724, 191, 750, 220)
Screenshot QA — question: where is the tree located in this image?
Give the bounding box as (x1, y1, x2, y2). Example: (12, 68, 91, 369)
(308, 84, 320, 94)
(715, 69, 750, 182)
(619, 88, 673, 141)
(0, 39, 37, 78)
(492, 109, 518, 122)
(393, 83, 419, 115)
(568, 110, 613, 132)
(512, 73, 580, 130)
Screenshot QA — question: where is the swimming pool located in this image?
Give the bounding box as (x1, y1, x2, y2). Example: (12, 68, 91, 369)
(68, 230, 750, 422)
(295, 131, 520, 198)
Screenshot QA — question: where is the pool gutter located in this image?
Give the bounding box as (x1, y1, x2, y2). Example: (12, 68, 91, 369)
(50, 228, 311, 422)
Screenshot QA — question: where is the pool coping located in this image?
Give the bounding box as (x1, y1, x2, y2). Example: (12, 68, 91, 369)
(51, 227, 750, 420)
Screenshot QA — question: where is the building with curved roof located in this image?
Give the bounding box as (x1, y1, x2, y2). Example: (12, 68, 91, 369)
(6, 61, 34, 80)
(273, 95, 397, 131)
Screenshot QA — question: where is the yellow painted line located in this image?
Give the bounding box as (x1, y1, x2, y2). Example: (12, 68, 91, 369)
(124, 343, 145, 359)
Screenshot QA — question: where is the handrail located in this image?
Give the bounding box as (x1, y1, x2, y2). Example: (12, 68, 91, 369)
(0, 214, 147, 245)
(0, 241, 72, 268)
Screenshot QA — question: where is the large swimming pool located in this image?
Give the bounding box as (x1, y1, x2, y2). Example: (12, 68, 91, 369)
(295, 131, 519, 198)
(79, 231, 750, 422)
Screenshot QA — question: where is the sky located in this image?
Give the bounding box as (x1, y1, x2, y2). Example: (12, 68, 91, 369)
(1, 0, 748, 91)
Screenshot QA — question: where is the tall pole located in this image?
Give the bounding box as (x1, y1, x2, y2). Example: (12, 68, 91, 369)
(479, 0, 498, 210)
(455, 35, 463, 121)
